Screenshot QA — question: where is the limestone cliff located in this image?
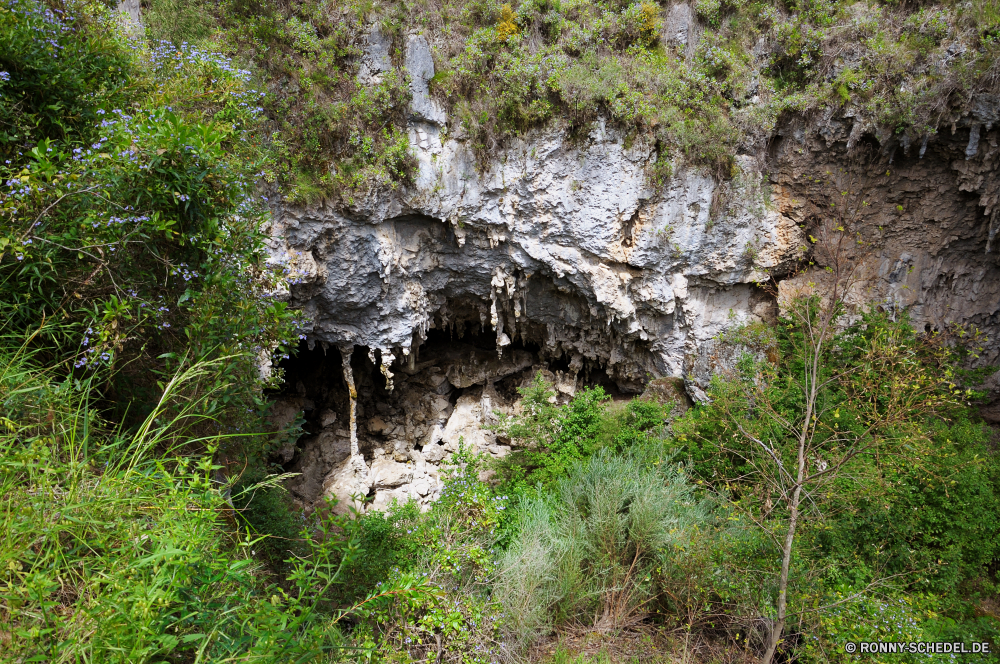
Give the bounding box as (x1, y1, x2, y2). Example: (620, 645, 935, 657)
(266, 35, 999, 512)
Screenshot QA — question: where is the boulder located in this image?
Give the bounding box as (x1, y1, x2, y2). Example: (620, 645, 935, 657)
(404, 34, 446, 125)
(357, 24, 392, 85)
(370, 458, 413, 488)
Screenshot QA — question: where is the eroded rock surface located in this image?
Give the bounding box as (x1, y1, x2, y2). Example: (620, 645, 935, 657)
(770, 110, 1000, 363)
(270, 121, 805, 387)
(273, 330, 616, 512)
(266, 35, 1000, 511)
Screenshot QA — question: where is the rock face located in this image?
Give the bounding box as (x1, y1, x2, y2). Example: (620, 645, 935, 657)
(267, 31, 1000, 512)
(356, 24, 392, 85)
(271, 129, 805, 386)
(662, 2, 700, 60)
(769, 109, 1000, 365)
(403, 34, 446, 125)
(276, 335, 535, 512)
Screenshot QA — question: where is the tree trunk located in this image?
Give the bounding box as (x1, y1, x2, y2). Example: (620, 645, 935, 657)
(763, 482, 802, 664)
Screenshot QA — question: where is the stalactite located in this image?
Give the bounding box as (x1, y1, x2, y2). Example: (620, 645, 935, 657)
(987, 210, 999, 254)
(379, 348, 396, 391)
(340, 345, 359, 460)
(966, 123, 981, 160)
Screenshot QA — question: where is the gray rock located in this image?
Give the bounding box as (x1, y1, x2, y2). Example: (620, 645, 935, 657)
(370, 487, 413, 511)
(370, 458, 413, 488)
(423, 443, 448, 463)
(367, 415, 392, 435)
(663, 3, 699, 59)
(270, 128, 803, 388)
(966, 123, 981, 160)
(116, 0, 142, 35)
(443, 348, 534, 389)
(404, 34, 446, 125)
(358, 24, 392, 85)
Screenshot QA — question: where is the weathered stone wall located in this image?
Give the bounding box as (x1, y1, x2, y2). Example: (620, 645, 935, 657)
(266, 35, 999, 512)
(772, 107, 1000, 364)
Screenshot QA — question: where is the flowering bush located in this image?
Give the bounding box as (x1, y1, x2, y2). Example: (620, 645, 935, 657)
(0, 0, 298, 436)
(798, 589, 965, 664)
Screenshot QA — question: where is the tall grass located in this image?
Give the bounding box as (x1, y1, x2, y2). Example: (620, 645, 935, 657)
(496, 452, 715, 650)
(972, 0, 1000, 30)
(0, 339, 363, 662)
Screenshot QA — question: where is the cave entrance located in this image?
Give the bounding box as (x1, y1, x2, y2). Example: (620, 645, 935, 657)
(269, 314, 631, 511)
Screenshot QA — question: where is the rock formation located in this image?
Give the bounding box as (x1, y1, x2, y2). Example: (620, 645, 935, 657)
(266, 32, 1000, 513)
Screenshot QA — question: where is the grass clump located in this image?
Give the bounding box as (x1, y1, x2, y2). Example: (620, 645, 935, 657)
(497, 452, 716, 645)
(1, 349, 302, 660)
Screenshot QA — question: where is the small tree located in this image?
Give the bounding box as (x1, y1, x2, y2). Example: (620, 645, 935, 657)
(713, 292, 983, 659)
(680, 150, 977, 661)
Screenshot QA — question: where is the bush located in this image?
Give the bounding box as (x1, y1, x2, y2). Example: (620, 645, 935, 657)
(333, 498, 424, 604)
(0, 346, 357, 662)
(812, 416, 1000, 595)
(0, 0, 132, 159)
(609, 397, 675, 451)
(349, 444, 510, 664)
(143, 0, 215, 47)
(672, 310, 1000, 655)
(1, 0, 298, 438)
(492, 372, 611, 495)
(799, 588, 1000, 664)
(496, 451, 715, 650)
(231, 468, 308, 570)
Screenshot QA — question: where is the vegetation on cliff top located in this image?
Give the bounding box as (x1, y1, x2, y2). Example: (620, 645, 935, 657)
(142, 0, 1000, 201)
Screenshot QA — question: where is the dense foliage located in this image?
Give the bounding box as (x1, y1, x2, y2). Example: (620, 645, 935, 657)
(2, 0, 999, 662)
(1, 0, 301, 433)
(672, 309, 1000, 660)
(0, 342, 445, 661)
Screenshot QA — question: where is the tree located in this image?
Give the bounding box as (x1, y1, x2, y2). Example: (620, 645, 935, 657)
(678, 153, 977, 661)
(732, 296, 962, 661)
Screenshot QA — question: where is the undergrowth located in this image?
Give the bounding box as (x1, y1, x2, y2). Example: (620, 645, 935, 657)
(2, 1, 999, 662)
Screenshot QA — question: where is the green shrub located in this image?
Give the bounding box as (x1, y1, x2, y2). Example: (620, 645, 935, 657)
(333, 498, 424, 604)
(492, 372, 611, 495)
(349, 443, 509, 663)
(672, 310, 1000, 653)
(800, 588, 1000, 664)
(0, 0, 132, 160)
(143, 0, 215, 47)
(0, 337, 442, 662)
(231, 468, 308, 570)
(609, 397, 674, 451)
(0, 348, 323, 661)
(496, 451, 715, 650)
(1, 0, 298, 437)
(813, 417, 1000, 595)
